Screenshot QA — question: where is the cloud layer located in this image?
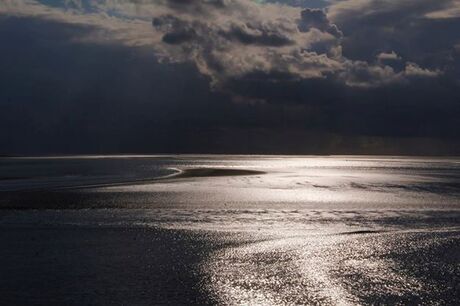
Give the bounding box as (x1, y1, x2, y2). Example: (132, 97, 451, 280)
(0, 0, 459, 154)
(1, 0, 447, 93)
(152, 3, 347, 89)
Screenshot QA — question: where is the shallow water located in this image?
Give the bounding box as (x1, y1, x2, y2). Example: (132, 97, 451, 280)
(1, 155, 459, 305)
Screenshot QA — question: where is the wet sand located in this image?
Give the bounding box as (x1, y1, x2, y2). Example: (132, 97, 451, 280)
(0, 168, 265, 209)
(172, 168, 266, 178)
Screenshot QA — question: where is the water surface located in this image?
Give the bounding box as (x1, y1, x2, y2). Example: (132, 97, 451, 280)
(1, 155, 459, 305)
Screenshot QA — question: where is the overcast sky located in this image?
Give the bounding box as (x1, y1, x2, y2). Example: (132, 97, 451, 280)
(1, 0, 459, 155)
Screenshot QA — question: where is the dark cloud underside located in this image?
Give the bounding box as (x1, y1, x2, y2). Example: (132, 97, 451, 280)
(0, 1, 459, 155)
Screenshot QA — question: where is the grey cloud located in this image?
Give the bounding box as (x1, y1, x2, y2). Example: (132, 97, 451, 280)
(153, 14, 294, 47)
(0, 0, 452, 94)
(153, 16, 198, 44)
(377, 51, 401, 61)
(149, 1, 346, 87)
(340, 60, 442, 87)
(1, 11, 459, 155)
(148, 1, 445, 90)
(165, 0, 229, 10)
(425, 1, 460, 19)
(340, 60, 399, 87)
(218, 24, 294, 47)
(404, 62, 442, 78)
(328, 0, 460, 67)
(298, 8, 342, 38)
(265, 0, 329, 9)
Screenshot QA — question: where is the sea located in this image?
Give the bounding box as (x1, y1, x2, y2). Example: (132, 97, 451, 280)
(0, 155, 459, 305)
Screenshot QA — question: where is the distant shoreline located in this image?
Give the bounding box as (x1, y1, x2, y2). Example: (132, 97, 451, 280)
(2, 154, 460, 159)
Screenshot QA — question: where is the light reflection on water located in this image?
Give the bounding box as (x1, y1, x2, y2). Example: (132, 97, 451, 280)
(205, 227, 454, 305)
(1, 155, 460, 304)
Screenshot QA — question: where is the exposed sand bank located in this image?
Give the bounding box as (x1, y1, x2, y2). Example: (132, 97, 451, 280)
(170, 168, 266, 179)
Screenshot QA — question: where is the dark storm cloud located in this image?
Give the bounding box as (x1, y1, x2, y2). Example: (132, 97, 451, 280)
(1, 0, 442, 87)
(265, 0, 328, 9)
(153, 13, 294, 47)
(146, 0, 445, 90)
(165, 0, 228, 10)
(329, 0, 460, 72)
(148, 1, 345, 86)
(219, 24, 294, 46)
(298, 8, 342, 38)
(0, 0, 459, 155)
(0, 16, 236, 154)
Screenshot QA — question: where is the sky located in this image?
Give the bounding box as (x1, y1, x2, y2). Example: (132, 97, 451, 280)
(0, 0, 459, 155)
